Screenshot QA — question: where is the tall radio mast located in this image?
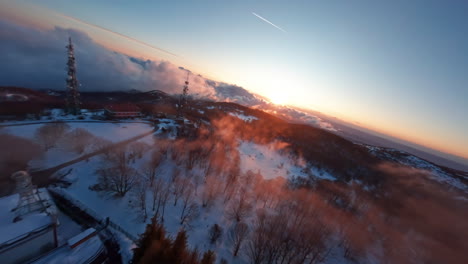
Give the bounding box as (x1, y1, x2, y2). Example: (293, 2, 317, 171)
(65, 37, 81, 115)
(177, 71, 190, 117)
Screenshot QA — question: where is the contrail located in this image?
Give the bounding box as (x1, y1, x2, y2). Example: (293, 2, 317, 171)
(57, 13, 179, 57)
(252, 12, 286, 33)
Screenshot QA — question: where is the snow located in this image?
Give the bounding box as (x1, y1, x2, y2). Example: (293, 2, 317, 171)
(155, 118, 178, 139)
(2, 122, 153, 143)
(46, 141, 245, 262)
(310, 166, 337, 181)
(67, 228, 96, 247)
(61, 168, 148, 238)
(1, 93, 28, 101)
(1, 119, 344, 263)
(228, 112, 258, 123)
(1, 122, 156, 169)
(238, 141, 308, 180)
(113, 232, 136, 264)
(0, 188, 55, 245)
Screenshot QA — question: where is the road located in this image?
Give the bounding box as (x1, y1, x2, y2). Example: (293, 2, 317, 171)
(30, 128, 155, 187)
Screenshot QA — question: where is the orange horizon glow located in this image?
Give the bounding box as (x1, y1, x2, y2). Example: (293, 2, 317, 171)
(325, 110, 468, 160)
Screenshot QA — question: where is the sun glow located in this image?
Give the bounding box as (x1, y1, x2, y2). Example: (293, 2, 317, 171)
(269, 91, 289, 105)
(247, 68, 301, 106)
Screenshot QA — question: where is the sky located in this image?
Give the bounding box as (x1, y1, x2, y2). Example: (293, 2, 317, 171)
(0, 0, 467, 160)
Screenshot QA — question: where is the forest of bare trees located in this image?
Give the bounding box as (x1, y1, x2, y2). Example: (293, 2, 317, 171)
(32, 115, 462, 264)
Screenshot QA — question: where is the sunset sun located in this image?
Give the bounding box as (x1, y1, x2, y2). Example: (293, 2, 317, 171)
(269, 91, 288, 105)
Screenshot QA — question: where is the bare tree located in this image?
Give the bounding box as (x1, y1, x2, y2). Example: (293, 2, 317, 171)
(202, 175, 221, 208)
(223, 183, 237, 204)
(185, 140, 211, 170)
(180, 202, 199, 226)
(229, 222, 249, 257)
(247, 211, 268, 264)
(208, 224, 223, 245)
(93, 147, 138, 196)
(223, 154, 240, 193)
(143, 150, 164, 186)
(247, 190, 332, 264)
(227, 187, 252, 222)
(158, 181, 171, 223)
(173, 175, 189, 206)
(95, 166, 138, 196)
(133, 179, 148, 222)
(151, 178, 172, 222)
(35, 122, 70, 150)
(179, 182, 199, 225)
(128, 141, 149, 162)
(151, 178, 164, 213)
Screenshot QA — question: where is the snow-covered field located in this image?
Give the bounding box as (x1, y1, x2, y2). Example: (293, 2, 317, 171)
(2, 122, 155, 169)
(2, 122, 154, 143)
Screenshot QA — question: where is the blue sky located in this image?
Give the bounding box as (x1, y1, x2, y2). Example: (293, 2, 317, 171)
(2, 0, 468, 159)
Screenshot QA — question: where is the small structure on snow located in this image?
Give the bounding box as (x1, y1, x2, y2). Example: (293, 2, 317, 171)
(104, 103, 141, 118)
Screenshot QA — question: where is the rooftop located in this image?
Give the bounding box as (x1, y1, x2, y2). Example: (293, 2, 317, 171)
(31, 234, 104, 264)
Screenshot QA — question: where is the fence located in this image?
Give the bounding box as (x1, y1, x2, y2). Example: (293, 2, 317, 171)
(107, 220, 138, 242)
(48, 188, 138, 243)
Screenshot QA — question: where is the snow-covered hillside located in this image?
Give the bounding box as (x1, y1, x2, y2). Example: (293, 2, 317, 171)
(1, 119, 351, 264)
(2, 107, 466, 264)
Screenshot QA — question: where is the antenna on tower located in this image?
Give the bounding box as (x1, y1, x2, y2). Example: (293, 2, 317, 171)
(65, 37, 81, 115)
(10, 171, 51, 222)
(177, 71, 190, 118)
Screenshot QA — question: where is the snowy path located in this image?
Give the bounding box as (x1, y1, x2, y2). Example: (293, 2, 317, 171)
(31, 129, 155, 187)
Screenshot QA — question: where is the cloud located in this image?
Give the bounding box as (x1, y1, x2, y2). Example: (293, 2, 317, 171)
(0, 19, 214, 96)
(0, 19, 275, 108)
(212, 83, 266, 106)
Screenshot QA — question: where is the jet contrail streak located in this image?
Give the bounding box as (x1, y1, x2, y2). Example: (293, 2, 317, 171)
(252, 12, 287, 33)
(58, 13, 179, 57)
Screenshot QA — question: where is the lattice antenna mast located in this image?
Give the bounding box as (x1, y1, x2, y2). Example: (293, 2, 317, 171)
(177, 71, 190, 117)
(10, 171, 49, 222)
(66, 37, 81, 115)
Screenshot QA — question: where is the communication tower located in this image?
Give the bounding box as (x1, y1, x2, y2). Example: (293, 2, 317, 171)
(10, 171, 51, 222)
(65, 37, 81, 115)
